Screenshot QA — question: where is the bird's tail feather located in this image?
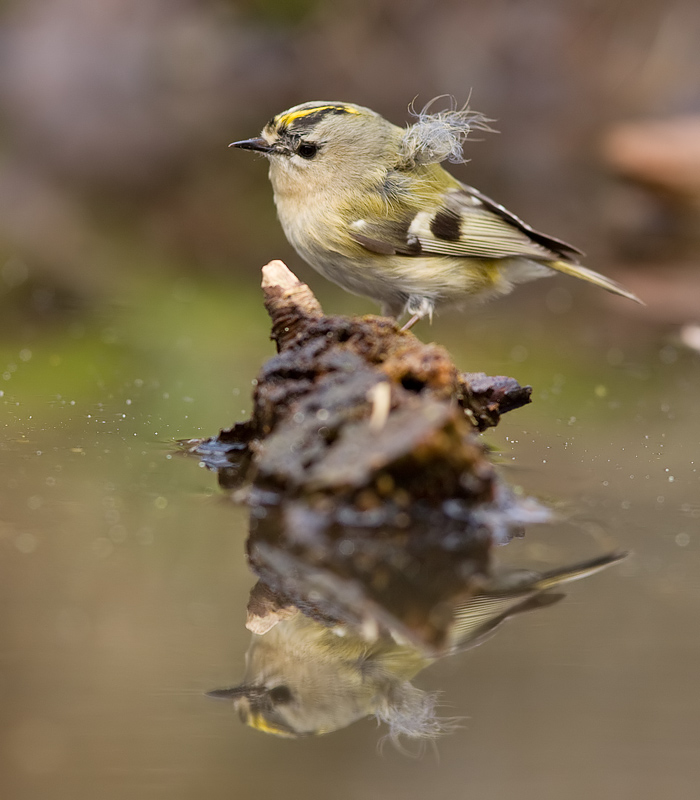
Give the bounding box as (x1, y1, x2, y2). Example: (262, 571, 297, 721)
(551, 260, 644, 305)
(532, 551, 628, 591)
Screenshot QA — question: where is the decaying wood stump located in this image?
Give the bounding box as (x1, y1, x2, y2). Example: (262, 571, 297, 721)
(185, 260, 540, 537)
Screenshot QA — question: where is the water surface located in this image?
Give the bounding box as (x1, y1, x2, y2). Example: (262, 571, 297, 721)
(1, 278, 699, 800)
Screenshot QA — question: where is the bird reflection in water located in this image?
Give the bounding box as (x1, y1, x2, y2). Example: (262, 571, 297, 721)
(208, 506, 624, 743)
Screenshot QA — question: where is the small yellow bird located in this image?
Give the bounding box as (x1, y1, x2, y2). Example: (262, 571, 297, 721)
(208, 551, 625, 740)
(232, 100, 642, 328)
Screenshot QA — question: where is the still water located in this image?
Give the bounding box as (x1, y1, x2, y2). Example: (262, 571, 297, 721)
(1, 276, 699, 799)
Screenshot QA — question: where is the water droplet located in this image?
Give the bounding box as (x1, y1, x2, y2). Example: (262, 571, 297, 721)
(15, 532, 37, 553)
(658, 345, 678, 365)
(509, 344, 528, 363)
(92, 538, 113, 558)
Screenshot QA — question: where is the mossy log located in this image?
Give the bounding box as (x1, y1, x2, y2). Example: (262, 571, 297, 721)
(185, 260, 538, 535)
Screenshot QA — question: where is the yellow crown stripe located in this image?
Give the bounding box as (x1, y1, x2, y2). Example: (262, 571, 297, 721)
(249, 713, 295, 738)
(277, 104, 360, 128)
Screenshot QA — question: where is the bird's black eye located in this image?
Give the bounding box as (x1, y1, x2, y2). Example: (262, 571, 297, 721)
(297, 142, 319, 160)
(268, 685, 293, 705)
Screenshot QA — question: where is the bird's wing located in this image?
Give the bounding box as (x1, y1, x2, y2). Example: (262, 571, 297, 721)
(348, 183, 583, 263)
(447, 592, 564, 653)
(447, 551, 627, 653)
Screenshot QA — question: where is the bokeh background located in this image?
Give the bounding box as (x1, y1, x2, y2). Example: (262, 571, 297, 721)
(1, 0, 700, 317)
(1, 1, 700, 799)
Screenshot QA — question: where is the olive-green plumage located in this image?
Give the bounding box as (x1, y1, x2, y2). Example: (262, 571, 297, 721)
(233, 101, 641, 325)
(208, 551, 626, 739)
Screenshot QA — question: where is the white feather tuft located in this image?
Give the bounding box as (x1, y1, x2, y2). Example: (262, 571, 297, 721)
(375, 683, 463, 752)
(399, 96, 495, 168)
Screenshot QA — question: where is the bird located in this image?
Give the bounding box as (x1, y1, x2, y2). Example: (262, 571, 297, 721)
(232, 100, 642, 329)
(207, 551, 626, 740)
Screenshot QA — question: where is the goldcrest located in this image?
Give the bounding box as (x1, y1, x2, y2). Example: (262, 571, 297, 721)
(232, 100, 641, 327)
(208, 552, 624, 740)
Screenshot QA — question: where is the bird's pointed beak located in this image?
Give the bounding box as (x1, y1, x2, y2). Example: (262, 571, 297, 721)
(206, 684, 273, 702)
(206, 685, 252, 700)
(229, 137, 272, 153)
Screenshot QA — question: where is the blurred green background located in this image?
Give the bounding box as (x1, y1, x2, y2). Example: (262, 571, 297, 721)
(1, 1, 700, 799)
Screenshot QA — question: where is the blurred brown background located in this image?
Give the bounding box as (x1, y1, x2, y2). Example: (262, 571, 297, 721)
(1, 0, 700, 324)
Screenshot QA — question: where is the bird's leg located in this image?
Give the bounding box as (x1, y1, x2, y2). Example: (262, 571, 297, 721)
(401, 313, 422, 331)
(401, 295, 434, 331)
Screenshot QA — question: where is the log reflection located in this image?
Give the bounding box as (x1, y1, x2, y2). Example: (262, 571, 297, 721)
(208, 507, 623, 741)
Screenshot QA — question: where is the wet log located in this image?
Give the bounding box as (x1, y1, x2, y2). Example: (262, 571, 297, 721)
(184, 260, 538, 536)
